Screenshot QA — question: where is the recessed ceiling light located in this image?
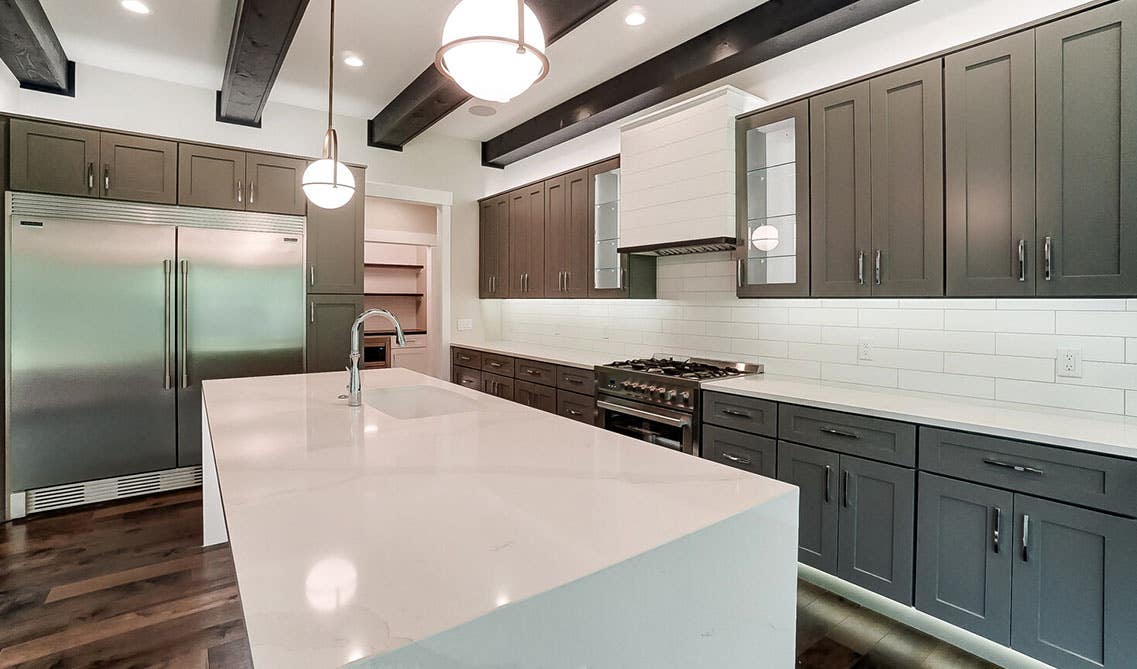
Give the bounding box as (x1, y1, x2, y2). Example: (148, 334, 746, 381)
(121, 0, 151, 15)
(624, 9, 646, 26)
(343, 55, 364, 68)
(469, 104, 497, 117)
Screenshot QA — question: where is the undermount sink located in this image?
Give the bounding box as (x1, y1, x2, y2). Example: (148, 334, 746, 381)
(362, 385, 482, 419)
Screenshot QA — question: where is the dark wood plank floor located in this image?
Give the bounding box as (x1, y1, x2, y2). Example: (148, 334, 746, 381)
(0, 490, 997, 668)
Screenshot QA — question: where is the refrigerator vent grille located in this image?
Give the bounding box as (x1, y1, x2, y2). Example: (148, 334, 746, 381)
(24, 466, 203, 514)
(9, 192, 305, 235)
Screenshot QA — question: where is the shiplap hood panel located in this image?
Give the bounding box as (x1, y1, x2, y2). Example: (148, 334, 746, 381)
(618, 86, 765, 255)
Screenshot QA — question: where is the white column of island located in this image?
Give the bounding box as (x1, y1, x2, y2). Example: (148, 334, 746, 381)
(201, 367, 799, 668)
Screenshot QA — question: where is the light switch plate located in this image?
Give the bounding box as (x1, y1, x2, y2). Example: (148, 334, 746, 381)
(456, 318, 473, 332)
(1056, 348, 1082, 378)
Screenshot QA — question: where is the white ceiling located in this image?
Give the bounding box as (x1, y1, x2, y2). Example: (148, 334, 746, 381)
(40, 0, 759, 141)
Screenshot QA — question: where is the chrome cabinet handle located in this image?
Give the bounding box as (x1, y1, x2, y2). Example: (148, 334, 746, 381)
(1017, 239, 1026, 282)
(489, 361, 503, 368)
(620, 266, 628, 290)
(857, 251, 865, 286)
(874, 250, 882, 285)
(180, 259, 189, 389)
(87, 162, 94, 191)
(596, 400, 690, 428)
(721, 408, 751, 418)
(237, 179, 244, 204)
(249, 181, 256, 205)
(458, 355, 471, 362)
(103, 165, 110, 194)
(524, 369, 541, 376)
(722, 453, 752, 466)
(568, 409, 584, 417)
(824, 465, 832, 503)
(843, 470, 851, 507)
(992, 506, 1002, 554)
(564, 377, 583, 385)
(491, 275, 496, 294)
(309, 265, 316, 287)
(565, 271, 570, 291)
(309, 301, 315, 324)
(983, 458, 1043, 475)
(820, 426, 860, 440)
(736, 257, 743, 288)
(1021, 514, 1030, 562)
(163, 259, 173, 389)
(1043, 236, 1052, 281)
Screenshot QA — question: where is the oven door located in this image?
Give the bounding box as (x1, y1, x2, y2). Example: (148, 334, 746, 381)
(597, 396, 694, 455)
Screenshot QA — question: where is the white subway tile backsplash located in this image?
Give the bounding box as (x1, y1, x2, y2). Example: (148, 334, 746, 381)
(868, 348, 944, 372)
(995, 379, 1126, 414)
(899, 370, 995, 400)
(1128, 339, 1137, 364)
(762, 358, 821, 378)
(996, 299, 1128, 311)
(1056, 311, 1137, 337)
(944, 353, 1054, 382)
(994, 333, 1126, 363)
(759, 323, 822, 343)
(1056, 362, 1137, 391)
(1128, 391, 1137, 417)
(900, 298, 995, 310)
(898, 329, 996, 354)
(821, 327, 899, 347)
(945, 310, 1055, 334)
(859, 309, 945, 330)
(788, 308, 859, 326)
(822, 363, 898, 388)
(790, 342, 858, 364)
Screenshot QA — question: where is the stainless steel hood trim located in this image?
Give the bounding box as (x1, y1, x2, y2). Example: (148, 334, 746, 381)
(8, 192, 305, 235)
(617, 236, 737, 257)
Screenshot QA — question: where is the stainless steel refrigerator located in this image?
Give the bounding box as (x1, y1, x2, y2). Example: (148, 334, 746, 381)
(5, 192, 305, 512)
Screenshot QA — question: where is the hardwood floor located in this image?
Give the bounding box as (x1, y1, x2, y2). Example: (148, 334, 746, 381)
(0, 490, 997, 668)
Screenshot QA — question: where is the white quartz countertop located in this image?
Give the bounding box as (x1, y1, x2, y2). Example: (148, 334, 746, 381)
(705, 374, 1137, 459)
(202, 369, 795, 668)
(449, 339, 610, 369)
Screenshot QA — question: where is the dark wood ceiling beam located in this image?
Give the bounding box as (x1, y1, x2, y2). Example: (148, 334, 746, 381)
(217, 0, 311, 128)
(368, 0, 619, 151)
(482, 0, 919, 167)
(0, 0, 74, 96)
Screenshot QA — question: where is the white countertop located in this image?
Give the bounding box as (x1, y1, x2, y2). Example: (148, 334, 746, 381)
(202, 369, 795, 668)
(449, 339, 610, 369)
(706, 374, 1137, 459)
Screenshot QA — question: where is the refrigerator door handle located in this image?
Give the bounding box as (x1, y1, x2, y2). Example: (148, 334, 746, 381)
(180, 259, 189, 389)
(163, 259, 173, 389)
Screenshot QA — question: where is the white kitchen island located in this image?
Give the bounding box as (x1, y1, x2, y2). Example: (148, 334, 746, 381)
(201, 368, 798, 668)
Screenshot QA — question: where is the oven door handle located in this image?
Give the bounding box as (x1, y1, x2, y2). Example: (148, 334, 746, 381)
(597, 400, 690, 428)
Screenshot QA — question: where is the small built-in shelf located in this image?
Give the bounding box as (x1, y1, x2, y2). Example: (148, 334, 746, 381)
(364, 262, 424, 270)
(365, 292, 424, 297)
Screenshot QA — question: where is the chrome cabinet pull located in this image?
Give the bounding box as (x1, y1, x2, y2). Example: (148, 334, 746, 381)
(983, 458, 1043, 475)
(1021, 514, 1030, 562)
(621, 266, 628, 290)
(843, 470, 852, 507)
(874, 250, 882, 285)
(103, 165, 110, 194)
(309, 301, 315, 324)
(565, 271, 570, 291)
(596, 400, 690, 428)
(179, 259, 189, 389)
(722, 453, 752, 466)
(489, 361, 503, 368)
(721, 408, 751, 418)
(568, 409, 584, 417)
(736, 257, 743, 288)
(564, 377, 583, 385)
(1017, 239, 1026, 282)
(820, 426, 860, 440)
(163, 260, 173, 389)
(1043, 236, 1052, 281)
(249, 181, 256, 205)
(237, 179, 244, 204)
(458, 355, 471, 362)
(992, 506, 1002, 554)
(824, 465, 832, 503)
(87, 162, 94, 191)
(524, 369, 540, 376)
(309, 264, 316, 287)
(857, 251, 865, 286)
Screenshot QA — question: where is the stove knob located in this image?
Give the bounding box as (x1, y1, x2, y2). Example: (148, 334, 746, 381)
(666, 389, 677, 401)
(648, 386, 660, 395)
(679, 391, 691, 404)
(621, 380, 632, 389)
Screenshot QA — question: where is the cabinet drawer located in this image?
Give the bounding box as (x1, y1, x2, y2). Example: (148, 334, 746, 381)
(702, 425, 776, 477)
(779, 404, 916, 467)
(557, 365, 595, 393)
(920, 427, 1137, 517)
(452, 347, 482, 369)
(452, 366, 481, 390)
(515, 358, 556, 387)
(557, 390, 594, 424)
(483, 372, 514, 400)
(481, 353, 515, 376)
(702, 392, 777, 437)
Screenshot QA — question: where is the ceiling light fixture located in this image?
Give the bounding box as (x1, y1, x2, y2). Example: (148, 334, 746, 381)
(624, 9, 646, 26)
(435, 0, 549, 103)
(302, 0, 355, 210)
(343, 54, 364, 68)
(121, 0, 151, 15)
(469, 104, 497, 117)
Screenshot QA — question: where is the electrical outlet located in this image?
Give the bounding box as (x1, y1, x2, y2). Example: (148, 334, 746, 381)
(456, 318, 473, 332)
(858, 340, 873, 362)
(1056, 348, 1082, 378)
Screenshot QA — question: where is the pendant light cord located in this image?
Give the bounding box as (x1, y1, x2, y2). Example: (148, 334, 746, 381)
(326, 0, 338, 187)
(516, 0, 525, 54)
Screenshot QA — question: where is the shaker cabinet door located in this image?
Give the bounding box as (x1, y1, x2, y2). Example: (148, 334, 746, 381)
(945, 32, 1037, 296)
(178, 143, 246, 210)
(869, 60, 944, 296)
(544, 174, 568, 297)
(509, 183, 545, 297)
(246, 152, 308, 215)
(306, 294, 363, 373)
(1036, 0, 1137, 295)
(306, 165, 365, 294)
(776, 441, 840, 574)
(837, 454, 915, 604)
(99, 132, 178, 204)
(10, 119, 100, 197)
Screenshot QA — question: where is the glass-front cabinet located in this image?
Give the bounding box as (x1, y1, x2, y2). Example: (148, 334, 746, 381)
(736, 100, 810, 297)
(588, 156, 632, 298)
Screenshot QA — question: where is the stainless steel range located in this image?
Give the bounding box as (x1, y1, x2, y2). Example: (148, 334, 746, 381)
(595, 355, 763, 456)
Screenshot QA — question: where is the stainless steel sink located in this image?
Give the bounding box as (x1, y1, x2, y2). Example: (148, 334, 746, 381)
(362, 385, 482, 419)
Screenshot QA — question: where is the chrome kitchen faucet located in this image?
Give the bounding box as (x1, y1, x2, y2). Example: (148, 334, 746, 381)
(347, 308, 407, 406)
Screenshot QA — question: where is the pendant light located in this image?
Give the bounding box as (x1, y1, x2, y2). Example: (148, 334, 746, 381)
(303, 0, 355, 210)
(435, 0, 549, 103)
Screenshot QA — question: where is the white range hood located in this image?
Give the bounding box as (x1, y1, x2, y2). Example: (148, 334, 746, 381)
(618, 86, 765, 256)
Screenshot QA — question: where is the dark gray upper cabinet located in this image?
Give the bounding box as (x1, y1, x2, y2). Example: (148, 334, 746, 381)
(246, 152, 307, 216)
(736, 100, 810, 297)
(945, 32, 1037, 296)
(1036, 0, 1137, 296)
(837, 454, 915, 604)
(99, 132, 178, 205)
(178, 143, 247, 210)
(776, 440, 840, 574)
(869, 61, 944, 297)
(306, 165, 365, 295)
(916, 473, 1013, 644)
(479, 195, 510, 298)
(10, 119, 100, 197)
(1010, 494, 1137, 669)
(543, 167, 590, 298)
(810, 82, 872, 297)
(509, 182, 545, 297)
(306, 294, 363, 373)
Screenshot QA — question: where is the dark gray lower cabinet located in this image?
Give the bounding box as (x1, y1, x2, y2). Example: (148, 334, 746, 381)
(515, 379, 556, 413)
(916, 473, 1013, 644)
(776, 441, 840, 574)
(702, 425, 776, 477)
(837, 455, 915, 604)
(1011, 494, 1137, 669)
(306, 294, 363, 373)
(483, 373, 514, 401)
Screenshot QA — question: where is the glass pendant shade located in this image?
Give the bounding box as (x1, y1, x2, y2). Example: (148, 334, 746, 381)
(437, 0, 548, 103)
(751, 224, 780, 252)
(303, 159, 355, 210)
